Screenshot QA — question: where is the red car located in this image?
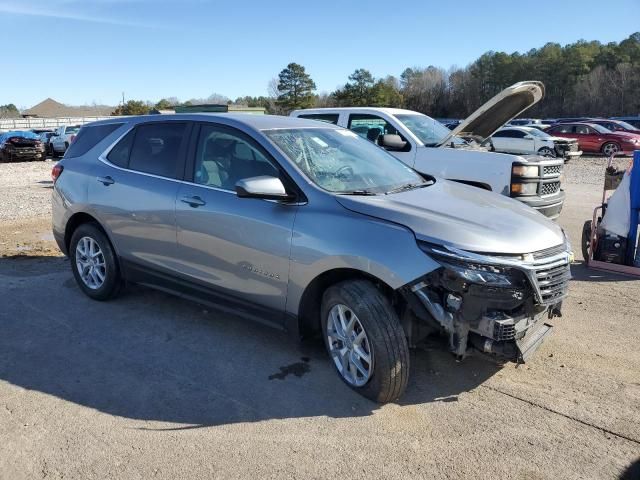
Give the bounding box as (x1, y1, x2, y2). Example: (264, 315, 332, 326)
(545, 122, 640, 156)
(587, 118, 640, 135)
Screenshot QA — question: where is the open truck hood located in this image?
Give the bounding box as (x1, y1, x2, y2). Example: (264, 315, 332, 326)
(438, 81, 545, 147)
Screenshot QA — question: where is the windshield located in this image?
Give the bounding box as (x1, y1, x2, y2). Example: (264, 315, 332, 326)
(614, 120, 639, 131)
(264, 128, 428, 194)
(525, 128, 551, 139)
(395, 114, 465, 146)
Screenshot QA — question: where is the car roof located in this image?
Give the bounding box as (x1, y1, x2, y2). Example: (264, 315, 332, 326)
(85, 113, 341, 131)
(292, 107, 422, 116)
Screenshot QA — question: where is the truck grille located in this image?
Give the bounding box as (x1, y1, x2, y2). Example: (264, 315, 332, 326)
(569, 143, 578, 152)
(543, 165, 562, 176)
(540, 182, 560, 195)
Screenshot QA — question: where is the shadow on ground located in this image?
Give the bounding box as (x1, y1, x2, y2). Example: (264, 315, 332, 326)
(0, 256, 500, 430)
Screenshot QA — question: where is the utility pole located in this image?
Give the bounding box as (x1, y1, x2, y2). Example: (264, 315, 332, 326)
(122, 92, 125, 106)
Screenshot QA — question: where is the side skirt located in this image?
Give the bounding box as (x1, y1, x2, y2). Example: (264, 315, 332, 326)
(120, 259, 287, 331)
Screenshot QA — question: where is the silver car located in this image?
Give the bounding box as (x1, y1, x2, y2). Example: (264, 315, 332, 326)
(52, 114, 572, 403)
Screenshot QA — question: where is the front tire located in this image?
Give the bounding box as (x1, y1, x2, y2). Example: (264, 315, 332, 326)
(601, 142, 620, 157)
(581, 220, 593, 263)
(69, 223, 121, 301)
(538, 147, 556, 157)
(321, 280, 409, 403)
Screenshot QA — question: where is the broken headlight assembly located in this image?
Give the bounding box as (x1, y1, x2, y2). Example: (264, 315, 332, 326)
(418, 242, 517, 287)
(437, 259, 515, 287)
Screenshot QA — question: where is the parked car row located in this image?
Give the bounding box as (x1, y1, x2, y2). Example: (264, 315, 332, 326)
(0, 124, 81, 162)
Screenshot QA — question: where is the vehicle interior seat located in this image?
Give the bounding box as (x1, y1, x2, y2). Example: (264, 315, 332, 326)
(367, 127, 382, 143)
(198, 136, 236, 188)
(228, 142, 278, 186)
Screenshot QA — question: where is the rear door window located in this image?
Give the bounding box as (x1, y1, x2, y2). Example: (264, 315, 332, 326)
(65, 123, 123, 158)
(107, 130, 135, 167)
(128, 122, 188, 179)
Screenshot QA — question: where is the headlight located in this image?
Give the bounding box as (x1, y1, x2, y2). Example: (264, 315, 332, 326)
(440, 261, 514, 287)
(512, 164, 539, 177)
(511, 182, 538, 195)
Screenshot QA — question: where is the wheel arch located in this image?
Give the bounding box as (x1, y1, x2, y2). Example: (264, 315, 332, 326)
(296, 268, 401, 339)
(64, 212, 115, 255)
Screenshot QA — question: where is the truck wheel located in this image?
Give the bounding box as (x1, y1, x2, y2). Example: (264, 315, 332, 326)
(538, 147, 556, 157)
(601, 142, 620, 157)
(581, 220, 592, 263)
(321, 280, 409, 403)
(69, 223, 122, 301)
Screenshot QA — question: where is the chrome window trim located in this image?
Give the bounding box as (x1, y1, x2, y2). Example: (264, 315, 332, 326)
(97, 124, 307, 202)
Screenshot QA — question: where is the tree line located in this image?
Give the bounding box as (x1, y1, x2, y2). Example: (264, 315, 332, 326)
(8, 33, 639, 120)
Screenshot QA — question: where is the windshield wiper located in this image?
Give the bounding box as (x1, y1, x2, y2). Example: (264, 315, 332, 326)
(337, 190, 378, 196)
(385, 182, 429, 194)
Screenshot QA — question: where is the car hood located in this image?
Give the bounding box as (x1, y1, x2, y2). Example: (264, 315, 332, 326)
(438, 81, 545, 147)
(547, 136, 577, 143)
(335, 179, 564, 255)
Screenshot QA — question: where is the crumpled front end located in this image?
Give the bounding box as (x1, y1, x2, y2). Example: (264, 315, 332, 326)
(400, 242, 572, 362)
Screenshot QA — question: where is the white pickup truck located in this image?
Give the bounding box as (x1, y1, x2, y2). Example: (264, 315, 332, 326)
(291, 82, 565, 219)
(51, 124, 81, 158)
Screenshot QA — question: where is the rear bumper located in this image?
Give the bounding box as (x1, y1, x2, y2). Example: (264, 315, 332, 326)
(515, 190, 566, 219)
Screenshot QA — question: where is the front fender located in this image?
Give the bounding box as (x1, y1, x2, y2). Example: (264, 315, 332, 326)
(286, 207, 439, 316)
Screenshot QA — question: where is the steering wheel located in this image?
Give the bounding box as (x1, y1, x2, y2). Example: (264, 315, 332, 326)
(334, 165, 354, 178)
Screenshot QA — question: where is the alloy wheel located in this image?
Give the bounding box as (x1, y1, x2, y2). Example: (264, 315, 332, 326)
(603, 143, 620, 156)
(326, 304, 373, 387)
(75, 236, 106, 290)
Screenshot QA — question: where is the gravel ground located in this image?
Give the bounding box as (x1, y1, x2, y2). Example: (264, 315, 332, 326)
(0, 159, 56, 222)
(0, 156, 639, 479)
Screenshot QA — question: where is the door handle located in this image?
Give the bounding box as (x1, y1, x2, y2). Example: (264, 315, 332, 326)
(96, 176, 115, 186)
(180, 195, 206, 207)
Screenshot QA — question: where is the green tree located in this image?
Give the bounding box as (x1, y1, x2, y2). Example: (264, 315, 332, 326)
(112, 100, 150, 116)
(154, 98, 175, 110)
(0, 103, 19, 118)
(276, 63, 316, 112)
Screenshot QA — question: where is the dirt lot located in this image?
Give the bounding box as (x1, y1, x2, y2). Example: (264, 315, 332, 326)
(0, 158, 639, 479)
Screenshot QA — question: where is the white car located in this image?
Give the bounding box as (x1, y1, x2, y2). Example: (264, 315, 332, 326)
(490, 126, 582, 160)
(291, 82, 566, 219)
(51, 125, 81, 157)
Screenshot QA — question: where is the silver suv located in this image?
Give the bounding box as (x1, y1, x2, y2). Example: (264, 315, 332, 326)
(52, 114, 572, 403)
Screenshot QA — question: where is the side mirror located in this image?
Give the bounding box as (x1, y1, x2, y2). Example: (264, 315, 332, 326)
(378, 134, 407, 151)
(235, 176, 294, 201)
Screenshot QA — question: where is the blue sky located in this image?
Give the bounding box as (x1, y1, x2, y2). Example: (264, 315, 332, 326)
(1, 0, 639, 108)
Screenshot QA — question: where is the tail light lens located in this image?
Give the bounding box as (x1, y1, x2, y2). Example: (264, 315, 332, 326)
(69, 135, 76, 144)
(51, 164, 64, 183)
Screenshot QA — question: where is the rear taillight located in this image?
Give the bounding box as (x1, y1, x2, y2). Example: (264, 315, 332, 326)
(51, 164, 64, 182)
(69, 135, 76, 144)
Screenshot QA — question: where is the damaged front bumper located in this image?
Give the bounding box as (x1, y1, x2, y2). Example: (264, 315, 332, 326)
(401, 242, 572, 363)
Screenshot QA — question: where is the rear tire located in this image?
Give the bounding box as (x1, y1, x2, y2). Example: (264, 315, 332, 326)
(69, 223, 122, 301)
(321, 280, 409, 403)
(581, 220, 592, 263)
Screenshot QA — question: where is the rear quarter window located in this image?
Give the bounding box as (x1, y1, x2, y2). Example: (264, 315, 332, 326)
(64, 123, 123, 158)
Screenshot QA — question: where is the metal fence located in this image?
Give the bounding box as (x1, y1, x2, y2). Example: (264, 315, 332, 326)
(0, 116, 116, 131)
